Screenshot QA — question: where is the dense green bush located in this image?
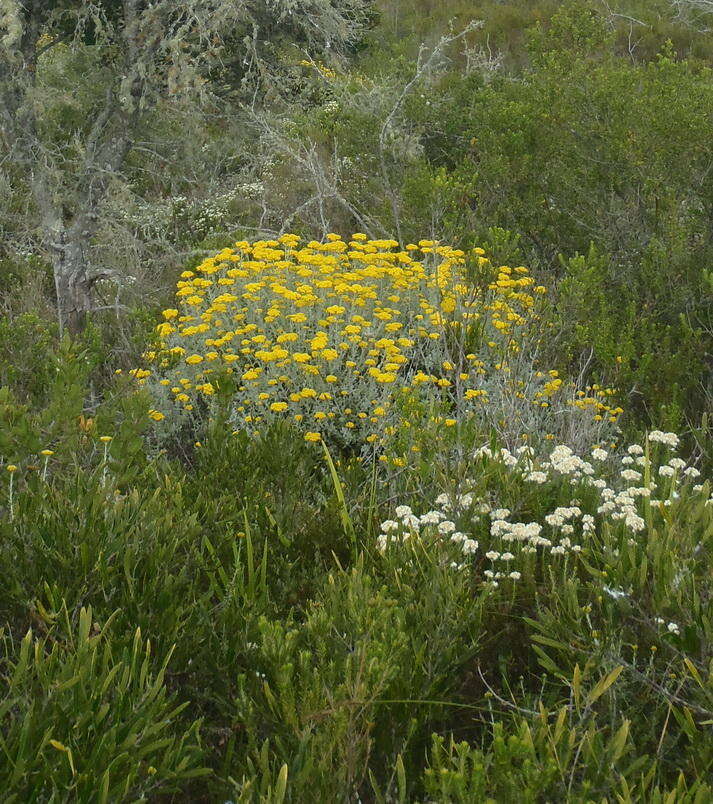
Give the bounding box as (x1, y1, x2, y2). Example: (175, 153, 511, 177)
(0, 608, 206, 800)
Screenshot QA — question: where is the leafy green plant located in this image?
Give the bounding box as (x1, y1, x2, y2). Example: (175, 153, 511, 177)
(0, 606, 207, 801)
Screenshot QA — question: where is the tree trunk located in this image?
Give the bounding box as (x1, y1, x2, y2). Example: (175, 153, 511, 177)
(51, 233, 93, 337)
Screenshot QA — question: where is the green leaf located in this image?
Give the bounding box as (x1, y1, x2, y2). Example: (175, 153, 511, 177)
(273, 763, 288, 804)
(587, 665, 623, 705)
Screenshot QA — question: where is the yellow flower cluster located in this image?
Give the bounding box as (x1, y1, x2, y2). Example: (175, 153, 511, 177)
(135, 235, 618, 445)
(299, 59, 337, 80)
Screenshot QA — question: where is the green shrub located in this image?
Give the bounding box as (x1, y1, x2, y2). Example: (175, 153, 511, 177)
(0, 607, 207, 801)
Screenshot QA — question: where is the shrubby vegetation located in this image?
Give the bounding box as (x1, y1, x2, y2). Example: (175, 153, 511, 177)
(1, 0, 712, 801)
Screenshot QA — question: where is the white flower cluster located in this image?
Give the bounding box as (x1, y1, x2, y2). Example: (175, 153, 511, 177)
(377, 430, 710, 585)
(655, 617, 681, 636)
(648, 430, 680, 448)
(378, 502, 478, 565)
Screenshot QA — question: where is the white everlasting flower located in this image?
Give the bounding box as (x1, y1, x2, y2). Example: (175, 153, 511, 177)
(499, 448, 518, 467)
(490, 519, 510, 536)
(684, 467, 700, 479)
(627, 444, 644, 455)
(395, 505, 412, 519)
(376, 534, 389, 552)
(380, 520, 399, 533)
(668, 458, 686, 470)
(435, 493, 450, 507)
(561, 524, 574, 536)
(462, 539, 478, 554)
(484, 569, 495, 579)
(458, 493, 474, 508)
(450, 532, 467, 543)
(420, 510, 444, 525)
(625, 514, 645, 532)
(628, 486, 651, 498)
(621, 469, 642, 482)
(659, 466, 675, 478)
(491, 508, 511, 520)
(667, 622, 680, 635)
(485, 550, 500, 561)
(525, 471, 548, 484)
(501, 552, 514, 561)
(437, 520, 456, 534)
(592, 448, 608, 461)
(648, 431, 679, 448)
(509, 571, 521, 580)
(551, 545, 566, 555)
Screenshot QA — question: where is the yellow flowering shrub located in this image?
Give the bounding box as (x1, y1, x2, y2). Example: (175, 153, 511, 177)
(135, 234, 620, 447)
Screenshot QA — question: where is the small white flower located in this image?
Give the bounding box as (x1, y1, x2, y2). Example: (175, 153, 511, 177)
(501, 552, 514, 561)
(485, 550, 500, 561)
(684, 467, 700, 479)
(509, 571, 521, 580)
(438, 520, 456, 534)
(667, 622, 680, 635)
(621, 469, 642, 482)
(525, 471, 548, 484)
(648, 431, 679, 448)
(659, 466, 675, 478)
(462, 538, 478, 554)
(380, 520, 399, 533)
(395, 505, 412, 519)
(625, 514, 645, 533)
(591, 448, 608, 461)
